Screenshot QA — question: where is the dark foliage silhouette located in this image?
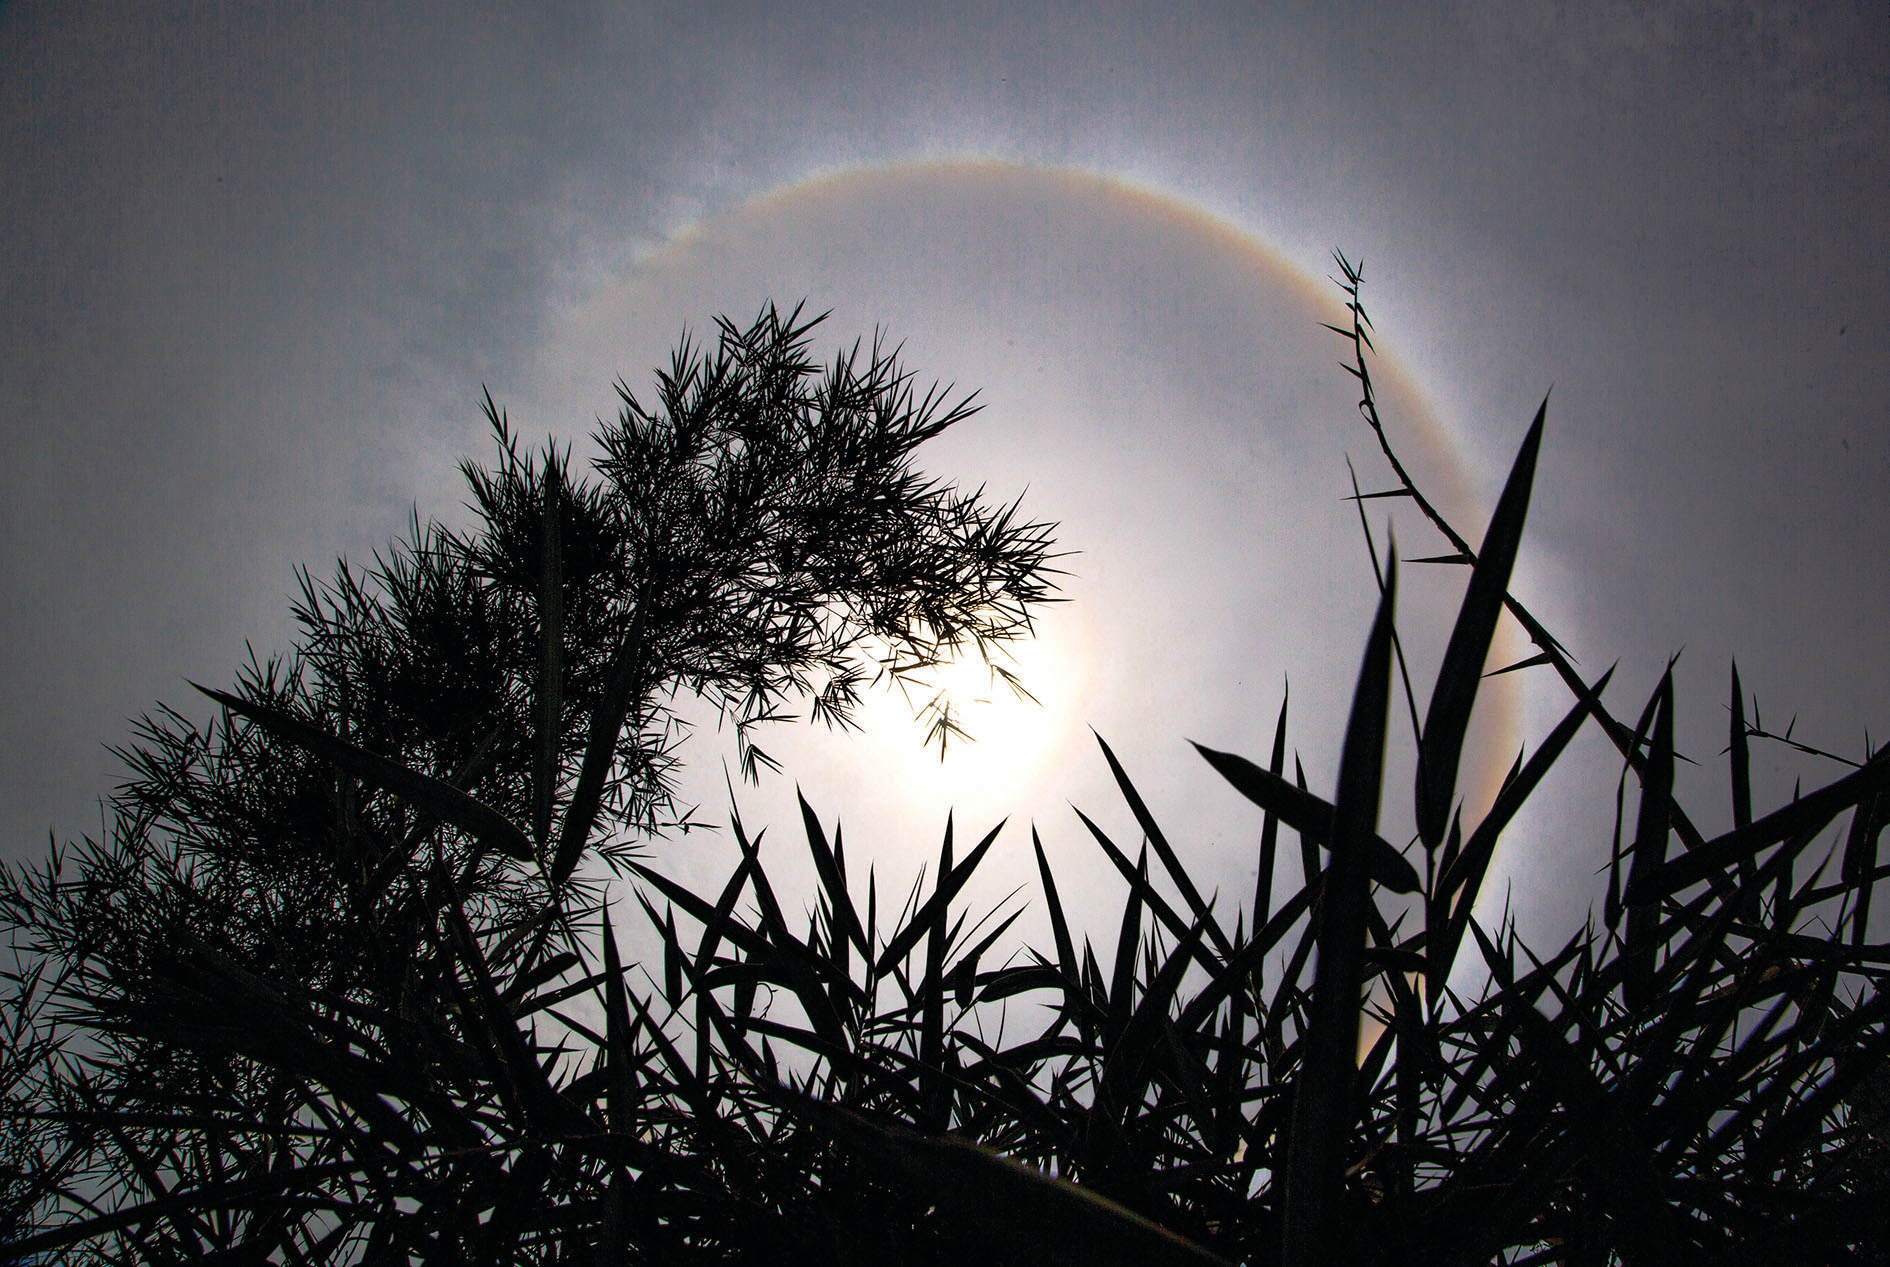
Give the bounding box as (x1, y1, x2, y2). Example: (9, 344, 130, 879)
(0, 304, 1060, 1262)
(6, 269, 1889, 1265)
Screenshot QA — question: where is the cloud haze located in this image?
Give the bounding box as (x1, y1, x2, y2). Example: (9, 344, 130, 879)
(3, 2, 1885, 942)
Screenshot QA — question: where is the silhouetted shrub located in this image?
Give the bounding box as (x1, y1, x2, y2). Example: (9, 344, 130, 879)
(6, 264, 1887, 1265)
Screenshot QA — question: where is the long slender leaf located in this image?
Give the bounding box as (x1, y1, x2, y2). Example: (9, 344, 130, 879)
(1429, 665, 1615, 1001)
(533, 461, 563, 851)
(192, 683, 534, 863)
(1256, 688, 1290, 925)
(1095, 733, 1235, 959)
(1193, 743, 1419, 895)
(799, 790, 868, 959)
(876, 818, 1005, 976)
(1282, 553, 1396, 1267)
(1639, 734, 1890, 901)
(785, 1098, 1234, 1266)
(1416, 397, 1544, 853)
(1730, 661, 1753, 834)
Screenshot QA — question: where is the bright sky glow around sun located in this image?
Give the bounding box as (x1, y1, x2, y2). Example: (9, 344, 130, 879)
(8, 12, 1889, 1252)
(4, 6, 1885, 960)
(522, 159, 1531, 934)
(823, 584, 1101, 821)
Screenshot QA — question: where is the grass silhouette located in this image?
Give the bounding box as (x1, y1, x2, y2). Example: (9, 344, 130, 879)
(5, 258, 1888, 1264)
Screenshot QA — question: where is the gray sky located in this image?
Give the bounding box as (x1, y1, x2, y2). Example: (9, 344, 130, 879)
(3, 2, 1886, 942)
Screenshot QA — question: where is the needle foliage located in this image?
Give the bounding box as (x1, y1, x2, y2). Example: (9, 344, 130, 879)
(6, 271, 1889, 1265)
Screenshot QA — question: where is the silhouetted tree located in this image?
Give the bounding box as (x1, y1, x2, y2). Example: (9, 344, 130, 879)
(8, 273, 1890, 1266)
(0, 304, 1059, 1262)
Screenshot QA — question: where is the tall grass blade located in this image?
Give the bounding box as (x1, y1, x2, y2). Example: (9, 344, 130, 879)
(1297, 756, 1319, 895)
(1730, 662, 1753, 832)
(875, 818, 1004, 976)
(1282, 554, 1396, 1267)
(1073, 807, 1193, 945)
(798, 790, 867, 958)
(1109, 845, 1150, 1048)
(922, 816, 954, 1131)
(626, 861, 773, 963)
(1430, 665, 1614, 1002)
(1256, 688, 1290, 924)
(1096, 734, 1234, 957)
(1623, 671, 1674, 1014)
(1639, 743, 1890, 901)
(1033, 827, 1081, 992)
(1416, 398, 1544, 853)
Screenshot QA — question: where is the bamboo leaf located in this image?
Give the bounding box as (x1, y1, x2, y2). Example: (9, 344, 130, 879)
(922, 816, 955, 1130)
(1193, 743, 1419, 894)
(1730, 661, 1753, 832)
(1638, 733, 1890, 901)
(875, 817, 1005, 976)
(1430, 665, 1614, 998)
(1282, 552, 1396, 1267)
(533, 461, 563, 850)
(1104, 845, 1150, 1055)
(627, 860, 774, 963)
(1415, 398, 1544, 853)
(1073, 806, 1194, 946)
(1033, 827, 1082, 994)
(799, 789, 868, 958)
(783, 1098, 1234, 1266)
(1255, 686, 1290, 924)
(1484, 652, 1553, 677)
(192, 683, 534, 863)
(1623, 671, 1675, 1016)
(600, 905, 636, 1134)
(1095, 732, 1235, 957)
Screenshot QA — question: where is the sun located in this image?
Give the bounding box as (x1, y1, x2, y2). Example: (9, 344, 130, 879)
(519, 158, 1525, 909)
(841, 600, 1098, 815)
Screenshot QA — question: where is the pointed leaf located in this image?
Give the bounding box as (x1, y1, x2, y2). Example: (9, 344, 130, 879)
(876, 817, 1005, 975)
(1622, 670, 1674, 1014)
(1641, 728, 1890, 901)
(800, 789, 868, 957)
(1255, 687, 1290, 923)
(1095, 732, 1234, 957)
(1033, 827, 1081, 992)
(1431, 665, 1614, 997)
(193, 683, 534, 863)
(1282, 553, 1396, 1267)
(1730, 661, 1753, 832)
(1193, 743, 1419, 894)
(1415, 398, 1544, 852)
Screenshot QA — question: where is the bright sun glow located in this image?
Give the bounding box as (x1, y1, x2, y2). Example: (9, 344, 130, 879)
(842, 604, 1097, 813)
(532, 160, 1518, 886)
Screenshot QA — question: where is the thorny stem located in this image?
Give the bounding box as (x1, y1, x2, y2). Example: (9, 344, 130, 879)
(1331, 252, 1712, 850)
(1736, 719, 1867, 770)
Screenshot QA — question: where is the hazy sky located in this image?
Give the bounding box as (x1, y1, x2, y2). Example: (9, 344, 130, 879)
(3, 3, 1886, 942)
